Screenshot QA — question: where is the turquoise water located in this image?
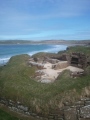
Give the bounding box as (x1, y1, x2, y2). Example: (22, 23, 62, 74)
(0, 44, 67, 65)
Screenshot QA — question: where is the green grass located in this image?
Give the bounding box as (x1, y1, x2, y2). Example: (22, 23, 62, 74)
(66, 46, 90, 55)
(32, 52, 57, 59)
(0, 46, 90, 115)
(0, 109, 20, 120)
(58, 46, 90, 55)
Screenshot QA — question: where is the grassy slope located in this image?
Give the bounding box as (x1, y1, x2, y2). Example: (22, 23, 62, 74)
(0, 109, 20, 120)
(58, 46, 90, 55)
(0, 46, 90, 115)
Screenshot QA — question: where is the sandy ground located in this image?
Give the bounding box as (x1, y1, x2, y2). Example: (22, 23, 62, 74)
(29, 60, 84, 83)
(36, 62, 84, 83)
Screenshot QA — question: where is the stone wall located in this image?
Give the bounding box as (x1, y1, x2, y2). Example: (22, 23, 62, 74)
(0, 97, 90, 120)
(54, 52, 90, 69)
(53, 61, 69, 70)
(69, 53, 87, 68)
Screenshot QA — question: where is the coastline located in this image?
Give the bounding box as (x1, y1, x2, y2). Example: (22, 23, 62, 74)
(0, 40, 90, 45)
(0, 44, 67, 66)
(0, 40, 90, 66)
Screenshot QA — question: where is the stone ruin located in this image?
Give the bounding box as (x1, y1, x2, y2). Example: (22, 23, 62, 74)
(1, 96, 90, 120)
(28, 57, 69, 70)
(52, 61, 69, 70)
(70, 52, 87, 68)
(28, 57, 69, 83)
(27, 51, 90, 81)
(52, 52, 90, 69)
(49, 52, 90, 78)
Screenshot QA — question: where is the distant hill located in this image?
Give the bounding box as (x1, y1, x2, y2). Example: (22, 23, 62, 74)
(0, 40, 90, 45)
(0, 40, 33, 44)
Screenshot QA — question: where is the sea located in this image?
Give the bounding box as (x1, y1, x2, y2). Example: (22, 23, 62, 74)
(0, 44, 67, 65)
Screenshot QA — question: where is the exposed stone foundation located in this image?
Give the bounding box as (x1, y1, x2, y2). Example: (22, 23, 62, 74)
(0, 97, 90, 120)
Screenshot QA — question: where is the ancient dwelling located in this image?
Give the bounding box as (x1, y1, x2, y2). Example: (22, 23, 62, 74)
(70, 52, 87, 68)
(53, 52, 90, 68)
(28, 55, 84, 83)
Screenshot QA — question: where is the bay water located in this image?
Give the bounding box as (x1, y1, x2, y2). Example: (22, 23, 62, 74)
(0, 44, 67, 65)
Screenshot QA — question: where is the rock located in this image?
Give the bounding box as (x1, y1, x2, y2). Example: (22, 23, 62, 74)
(85, 101, 90, 106)
(25, 112, 31, 115)
(18, 105, 28, 112)
(70, 71, 84, 78)
(80, 105, 90, 118)
(0, 99, 8, 105)
(64, 107, 77, 120)
(75, 101, 84, 107)
(17, 101, 21, 105)
(84, 98, 90, 101)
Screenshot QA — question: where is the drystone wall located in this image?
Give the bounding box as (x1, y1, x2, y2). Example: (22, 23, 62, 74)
(53, 61, 69, 70)
(69, 52, 89, 68)
(54, 52, 90, 69)
(0, 97, 90, 120)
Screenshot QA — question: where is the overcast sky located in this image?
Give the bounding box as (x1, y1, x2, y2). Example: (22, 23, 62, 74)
(0, 0, 90, 40)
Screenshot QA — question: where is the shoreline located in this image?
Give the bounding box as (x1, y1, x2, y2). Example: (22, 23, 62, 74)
(0, 42, 89, 66)
(0, 44, 67, 66)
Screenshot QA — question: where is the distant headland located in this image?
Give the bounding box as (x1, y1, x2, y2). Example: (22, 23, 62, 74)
(0, 40, 90, 46)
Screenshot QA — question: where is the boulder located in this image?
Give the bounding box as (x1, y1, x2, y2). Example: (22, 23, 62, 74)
(18, 105, 28, 112)
(80, 105, 90, 118)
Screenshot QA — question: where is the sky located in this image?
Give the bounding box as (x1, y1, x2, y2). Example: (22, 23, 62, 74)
(0, 0, 90, 40)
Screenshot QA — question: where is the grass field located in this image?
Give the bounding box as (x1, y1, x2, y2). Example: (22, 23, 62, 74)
(0, 109, 20, 120)
(58, 46, 90, 55)
(0, 46, 90, 115)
